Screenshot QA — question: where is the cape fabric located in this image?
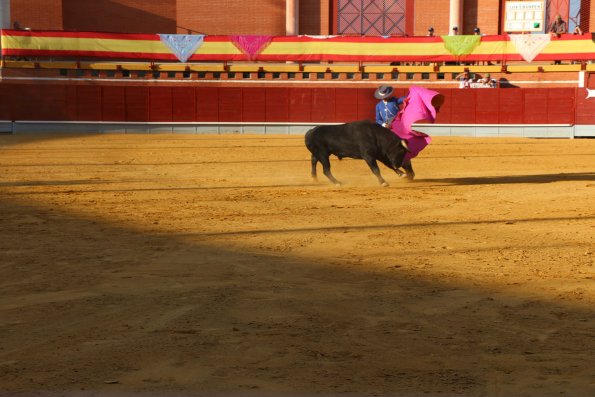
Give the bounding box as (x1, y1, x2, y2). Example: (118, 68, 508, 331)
(158, 34, 205, 62)
(390, 87, 444, 163)
(508, 34, 551, 63)
(230, 35, 273, 61)
(441, 35, 481, 56)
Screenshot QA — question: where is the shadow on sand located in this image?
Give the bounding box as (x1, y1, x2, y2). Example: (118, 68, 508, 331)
(0, 195, 593, 396)
(419, 172, 595, 186)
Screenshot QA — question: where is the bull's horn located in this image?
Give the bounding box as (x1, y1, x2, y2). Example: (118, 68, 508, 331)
(400, 140, 410, 152)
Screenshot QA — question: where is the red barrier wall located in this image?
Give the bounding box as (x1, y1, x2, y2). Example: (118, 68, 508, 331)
(172, 87, 196, 122)
(0, 83, 593, 125)
(576, 80, 595, 125)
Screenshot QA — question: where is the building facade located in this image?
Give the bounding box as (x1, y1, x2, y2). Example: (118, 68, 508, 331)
(6, 0, 594, 36)
(2, 0, 594, 135)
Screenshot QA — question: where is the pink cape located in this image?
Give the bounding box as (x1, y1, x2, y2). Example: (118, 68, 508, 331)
(390, 86, 444, 163)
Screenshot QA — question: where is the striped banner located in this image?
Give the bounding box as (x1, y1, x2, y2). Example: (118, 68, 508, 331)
(2, 30, 595, 63)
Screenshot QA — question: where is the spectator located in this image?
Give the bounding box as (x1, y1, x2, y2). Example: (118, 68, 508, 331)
(374, 85, 406, 129)
(549, 14, 567, 37)
(573, 26, 583, 35)
(455, 71, 471, 88)
(479, 73, 497, 88)
(550, 15, 567, 64)
(12, 21, 30, 31)
(427, 27, 434, 37)
(452, 26, 459, 35)
(473, 27, 481, 35)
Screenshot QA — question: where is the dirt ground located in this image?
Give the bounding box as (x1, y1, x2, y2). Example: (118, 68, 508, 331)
(0, 133, 594, 397)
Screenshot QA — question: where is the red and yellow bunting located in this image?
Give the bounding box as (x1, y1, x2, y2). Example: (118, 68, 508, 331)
(2, 30, 594, 63)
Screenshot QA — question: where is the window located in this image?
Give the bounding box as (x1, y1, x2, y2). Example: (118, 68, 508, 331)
(337, 0, 407, 35)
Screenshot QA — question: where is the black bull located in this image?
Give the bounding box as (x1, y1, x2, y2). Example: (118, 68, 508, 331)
(305, 120, 413, 187)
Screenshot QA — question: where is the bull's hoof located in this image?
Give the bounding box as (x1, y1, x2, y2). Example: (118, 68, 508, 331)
(334, 182, 342, 187)
(381, 182, 389, 187)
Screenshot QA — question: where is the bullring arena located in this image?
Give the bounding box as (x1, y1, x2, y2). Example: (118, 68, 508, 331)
(2, 0, 595, 395)
(1, 132, 594, 395)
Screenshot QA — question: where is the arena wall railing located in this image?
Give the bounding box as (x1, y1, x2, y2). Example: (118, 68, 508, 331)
(3, 59, 592, 76)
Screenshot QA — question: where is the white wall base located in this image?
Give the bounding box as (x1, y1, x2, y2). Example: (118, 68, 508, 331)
(2, 121, 594, 138)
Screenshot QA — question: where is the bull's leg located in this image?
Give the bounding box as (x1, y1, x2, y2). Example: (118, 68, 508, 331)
(402, 160, 415, 181)
(319, 156, 341, 186)
(363, 157, 389, 187)
(310, 155, 318, 180)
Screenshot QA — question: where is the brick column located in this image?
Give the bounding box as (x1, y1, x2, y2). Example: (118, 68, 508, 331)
(449, 0, 463, 35)
(286, 0, 299, 35)
(590, 0, 595, 32)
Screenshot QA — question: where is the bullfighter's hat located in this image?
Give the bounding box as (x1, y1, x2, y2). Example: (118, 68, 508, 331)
(374, 85, 394, 100)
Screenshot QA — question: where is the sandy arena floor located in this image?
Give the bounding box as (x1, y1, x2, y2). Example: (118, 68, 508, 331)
(0, 133, 594, 396)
